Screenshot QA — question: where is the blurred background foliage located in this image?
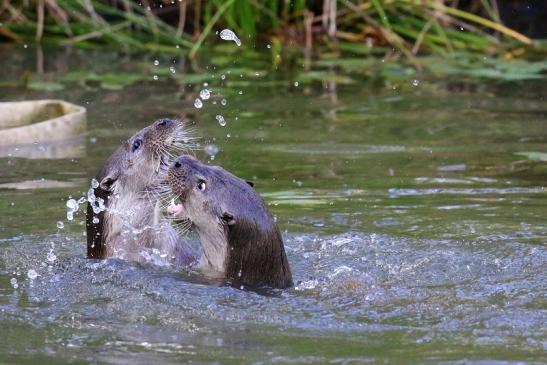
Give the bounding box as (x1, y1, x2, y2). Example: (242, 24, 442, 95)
(0, 0, 545, 61)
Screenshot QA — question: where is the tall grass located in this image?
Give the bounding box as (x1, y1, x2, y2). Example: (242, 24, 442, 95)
(0, 0, 534, 58)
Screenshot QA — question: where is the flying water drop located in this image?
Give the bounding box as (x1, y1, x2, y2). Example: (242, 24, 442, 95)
(219, 29, 241, 46)
(205, 144, 219, 160)
(199, 89, 211, 100)
(216, 115, 226, 126)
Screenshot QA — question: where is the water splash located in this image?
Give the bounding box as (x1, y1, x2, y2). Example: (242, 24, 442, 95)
(219, 29, 241, 46)
(194, 98, 203, 109)
(27, 269, 38, 280)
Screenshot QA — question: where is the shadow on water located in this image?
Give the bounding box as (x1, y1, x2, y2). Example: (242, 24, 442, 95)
(0, 46, 546, 364)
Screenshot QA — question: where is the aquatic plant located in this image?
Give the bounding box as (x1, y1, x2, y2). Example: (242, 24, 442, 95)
(0, 0, 537, 60)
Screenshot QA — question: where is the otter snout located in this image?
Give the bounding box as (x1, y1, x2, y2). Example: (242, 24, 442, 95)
(155, 118, 176, 130)
(168, 155, 198, 200)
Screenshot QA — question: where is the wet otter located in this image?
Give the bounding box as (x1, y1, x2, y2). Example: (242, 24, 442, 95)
(167, 155, 293, 289)
(86, 118, 198, 266)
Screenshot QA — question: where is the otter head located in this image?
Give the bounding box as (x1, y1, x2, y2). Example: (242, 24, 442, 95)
(167, 155, 245, 228)
(98, 118, 184, 195)
(87, 118, 195, 260)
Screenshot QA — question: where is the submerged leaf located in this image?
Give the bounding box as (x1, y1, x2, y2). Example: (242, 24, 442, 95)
(27, 82, 65, 91)
(515, 152, 547, 162)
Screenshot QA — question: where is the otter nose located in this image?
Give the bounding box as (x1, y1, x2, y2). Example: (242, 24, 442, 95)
(157, 118, 174, 128)
(174, 161, 182, 168)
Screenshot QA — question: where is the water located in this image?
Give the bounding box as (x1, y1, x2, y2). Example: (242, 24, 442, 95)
(0, 46, 546, 364)
(219, 29, 241, 46)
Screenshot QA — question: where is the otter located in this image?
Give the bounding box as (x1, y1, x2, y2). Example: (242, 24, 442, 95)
(167, 155, 293, 289)
(86, 118, 198, 266)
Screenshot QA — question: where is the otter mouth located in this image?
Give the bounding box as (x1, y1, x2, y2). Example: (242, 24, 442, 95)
(160, 154, 169, 168)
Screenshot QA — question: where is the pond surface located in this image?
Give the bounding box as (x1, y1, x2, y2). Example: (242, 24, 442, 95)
(0, 46, 546, 364)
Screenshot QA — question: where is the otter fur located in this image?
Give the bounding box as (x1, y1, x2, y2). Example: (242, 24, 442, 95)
(167, 155, 293, 289)
(86, 119, 198, 266)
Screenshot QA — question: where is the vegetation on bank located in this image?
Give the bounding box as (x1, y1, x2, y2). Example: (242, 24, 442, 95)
(0, 0, 541, 61)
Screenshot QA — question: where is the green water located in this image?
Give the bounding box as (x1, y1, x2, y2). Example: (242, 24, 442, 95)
(0, 45, 546, 364)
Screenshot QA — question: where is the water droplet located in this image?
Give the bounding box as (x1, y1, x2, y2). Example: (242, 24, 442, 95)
(194, 98, 203, 109)
(23, 44, 28, 49)
(205, 144, 219, 158)
(92, 216, 99, 224)
(66, 199, 78, 210)
(221, 99, 227, 106)
(411, 79, 420, 87)
(10, 278, 18, 289)
(238, 90, 243, 95)
(56, 221, 64, 229)
(47, 251, 57, 263)
(266, 44, 271, 49)
(153, 59, 159, 66)
(27, 269, 38, 280)
(67, 211, 74, 221)
(175, 45, 180, 49)
(216, 115, 226, 126)
(294, 81, 299, 87)
(219, 29, 241, 46)
(169, 66, 176, 74)
(199, 89, 211, 100)
(221, 74, 226, 80)
(203, 82, 209, 87)
(153, 75, 159, 81)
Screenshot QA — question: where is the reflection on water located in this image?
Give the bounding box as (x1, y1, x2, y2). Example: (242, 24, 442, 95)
(0, 136, 86, 159)
(0, 46, 546, 364)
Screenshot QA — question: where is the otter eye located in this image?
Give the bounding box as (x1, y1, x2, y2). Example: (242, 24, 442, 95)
(132, 139, 142, 152)
(158, 119, 168, 126)
(197, 180, 206, 191)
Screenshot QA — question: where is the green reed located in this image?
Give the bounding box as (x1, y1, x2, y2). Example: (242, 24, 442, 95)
(0, 0, 535, 59)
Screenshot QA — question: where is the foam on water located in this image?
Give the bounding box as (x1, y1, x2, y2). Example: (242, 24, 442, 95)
(1, 231, 545, 347)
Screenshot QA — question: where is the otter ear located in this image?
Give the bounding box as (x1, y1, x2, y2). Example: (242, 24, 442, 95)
(99, 174, 117, 192)
(246, 180, 254, 188)
(221, 212, 236, 226)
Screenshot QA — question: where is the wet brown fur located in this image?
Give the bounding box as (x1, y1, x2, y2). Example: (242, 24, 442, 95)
(168, 155, 293, 289)
(86, 119, 198, 265)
